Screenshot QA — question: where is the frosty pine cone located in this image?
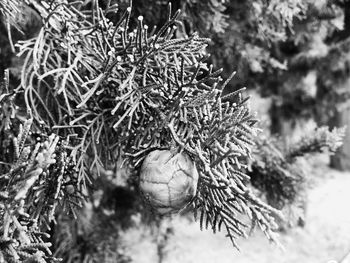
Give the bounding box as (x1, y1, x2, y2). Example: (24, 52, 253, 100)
(139, 150, 199, 215)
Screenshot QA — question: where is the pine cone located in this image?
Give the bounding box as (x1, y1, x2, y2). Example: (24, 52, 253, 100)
(139, 150, 199, 215)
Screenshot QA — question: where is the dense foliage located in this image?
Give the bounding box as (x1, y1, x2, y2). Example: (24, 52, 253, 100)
(0, 1, 283, 261)
(0, 0, 347, 262)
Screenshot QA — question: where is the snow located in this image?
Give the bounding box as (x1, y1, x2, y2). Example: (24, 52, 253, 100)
(122, 155, 350, 263)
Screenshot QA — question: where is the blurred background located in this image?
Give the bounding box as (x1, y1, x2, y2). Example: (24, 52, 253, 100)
(1, 0, 350, 262)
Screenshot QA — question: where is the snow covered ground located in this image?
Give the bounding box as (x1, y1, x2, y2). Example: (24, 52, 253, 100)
(122, 156, 350, 263)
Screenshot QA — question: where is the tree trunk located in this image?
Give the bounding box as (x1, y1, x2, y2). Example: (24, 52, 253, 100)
(329, 106, 350, 170)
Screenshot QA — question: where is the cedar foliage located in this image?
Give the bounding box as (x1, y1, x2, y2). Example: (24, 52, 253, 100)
(0, 0, 346, 262)
(0, 1, 283, 261)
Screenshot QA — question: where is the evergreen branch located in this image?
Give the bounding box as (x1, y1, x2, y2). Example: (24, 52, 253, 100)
(287, 126, 345, 160)
(3, 1, 287, 252)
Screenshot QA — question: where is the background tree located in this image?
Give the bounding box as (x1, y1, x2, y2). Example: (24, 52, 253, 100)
(262, 0, 350, 171)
